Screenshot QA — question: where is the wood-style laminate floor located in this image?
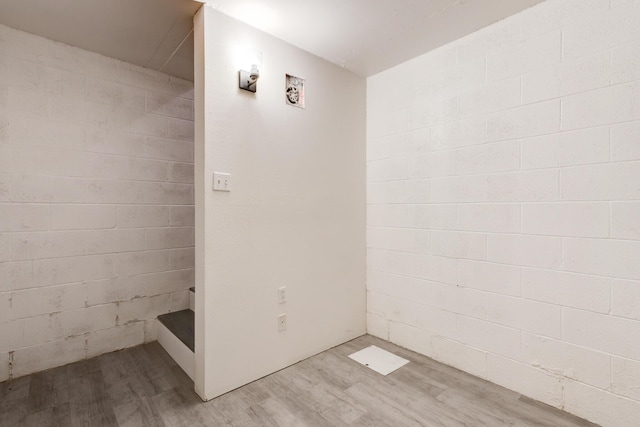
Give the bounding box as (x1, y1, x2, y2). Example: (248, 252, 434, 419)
(0, 335, 598, 426)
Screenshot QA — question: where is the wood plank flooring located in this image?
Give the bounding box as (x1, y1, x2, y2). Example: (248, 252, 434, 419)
(0, 335, 599, 426)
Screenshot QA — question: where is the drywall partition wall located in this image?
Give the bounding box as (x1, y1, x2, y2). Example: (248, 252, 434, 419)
(366, 0, 640, 426)
(0, 24, 195, 380)
(194, 6, 366, 400)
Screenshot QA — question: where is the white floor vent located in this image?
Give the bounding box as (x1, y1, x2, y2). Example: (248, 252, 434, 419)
(348, 345, 409, 375)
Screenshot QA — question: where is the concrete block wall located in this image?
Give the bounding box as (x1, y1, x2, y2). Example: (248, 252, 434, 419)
(366, 1, 640, 425)
(0, 24, 194, 380)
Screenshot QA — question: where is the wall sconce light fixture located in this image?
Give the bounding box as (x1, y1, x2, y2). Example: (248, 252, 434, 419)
(239, 64, 260, 93)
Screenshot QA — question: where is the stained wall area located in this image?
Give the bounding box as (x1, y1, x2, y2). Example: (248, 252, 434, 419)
(366, 1, 640, 426)
(194, 6, 366, 400)
(0, 24, 195, 380)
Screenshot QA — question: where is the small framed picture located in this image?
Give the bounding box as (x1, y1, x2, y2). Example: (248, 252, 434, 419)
(285, 74, 305, 109)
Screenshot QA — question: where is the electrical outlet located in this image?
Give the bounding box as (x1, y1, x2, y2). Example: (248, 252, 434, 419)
(278, 314, 287, 331)
(278, 286, 286, 304)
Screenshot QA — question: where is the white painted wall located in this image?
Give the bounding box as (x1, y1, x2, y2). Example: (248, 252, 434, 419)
(194, 6, 366, 400)
(366, 1, 640, 425)
(0, 24, 194, 380)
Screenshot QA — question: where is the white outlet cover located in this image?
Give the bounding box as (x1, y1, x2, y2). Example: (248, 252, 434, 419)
(348, 345, 409, 375)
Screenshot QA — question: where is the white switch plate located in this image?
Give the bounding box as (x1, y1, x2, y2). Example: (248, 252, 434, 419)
(213, 172, 231, 191)
(278, 286, 286, 304)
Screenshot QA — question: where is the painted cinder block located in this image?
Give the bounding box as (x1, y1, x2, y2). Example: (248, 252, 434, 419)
(146, 227, 194, 250)
(431, 335, 488, 380)
(0, 352, 9, 382)
(611, 279, 640, 321)
(408, 96, 457, 129)
(33, 254, 115, 287)
(170, 206, 195, 227)
(522, 50, 610, 104)
(367, 157, 409, 183)
(11, 231, 88, 261)
(169, 290, 190, 312)
(388, 321, 436, 361)
(431, 230, 486, 261)
(117, 205, 171, 228)
(0, 22, 194, 379)
(562, 0, 640, 60)
(431, 116, 485, 150)
(11, 335, 86, 378)
(522, 202, 609, 238)
(612, 202, 640, 240)
(487, 100, 560, 143)
(86, 322, 145, 359)
(522, 332, 611, 390)
(0, 261, 34, 292)
(455, 15, 522, 64)
(368, 248, 456, 285)
(487, 353, 562, 408)
(456, 316, 522, 360)
(611, 120, 640, 162)
(457, 260, 522, 297)
(84, 128, 147, 158)
(431, 175, 487, 203)
(117, 108, 168, 138)
(564, 238, 640, 280)
(562, 80, 640, 130)
(0, 234, 10, 262)
(86, 229, 146, 255)
(367, 180, 430, 204)
(455, 141, 520, 175)
(22, 304, 116, 346)
(487, 234, 562, 269)
(50, 204, 116, 230)
(563, 307, 640, 360)
(11, 282, 86, 320)
(522, 268, 611, 313)
(168, 117, 195, 141)
(86, 76, 145, 110)
(146, 90, 194, 121)
(563, 379, 640, 427)
(521, 126, 610, 170)
(169, 162, 194, 183)
(561, 162, 640, 201)
(0, 292, 10, 324)
(612, 38, 640, 84)
(486, 169, 559, 202)
(366, 311, 389, 340)
(612, 356, 640, 402)
(367, 226, 430, 254)
(407, 150, 456, 179)
(458, 203, 520, 233)
(115, 250, 172, 276)
(364, 0, 640, 423)
(117, 294, 171, 324)
(519, 0, 608, 41)
(0, 319, 25, 353)
(485, 295, 562, 339)
(457, 76, 521, 119)
(486, 31, 562, 84)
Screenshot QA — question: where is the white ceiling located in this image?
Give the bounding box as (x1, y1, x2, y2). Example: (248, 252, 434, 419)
(206, 0, 545, 77)
(0, 0, 544, 81)
(0, 0, 201, 81)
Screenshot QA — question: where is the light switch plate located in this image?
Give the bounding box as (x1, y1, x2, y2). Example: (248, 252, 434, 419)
(213, 172, 231, 192)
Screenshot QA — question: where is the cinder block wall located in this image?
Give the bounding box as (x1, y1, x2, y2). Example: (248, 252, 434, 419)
(0, 24, 194, 379)
(366, 1, 640, 426)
